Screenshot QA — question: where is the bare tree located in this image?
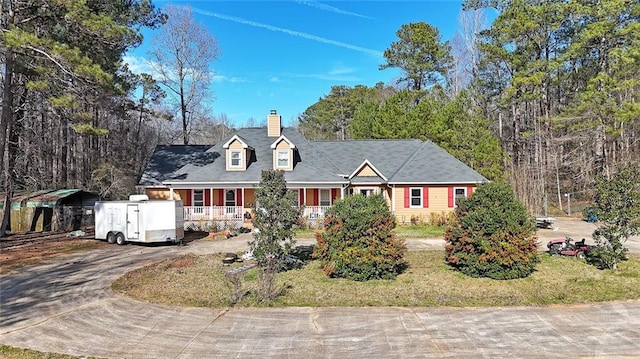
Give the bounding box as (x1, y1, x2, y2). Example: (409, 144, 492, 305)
(149, 5, 220, 145)
(449, 8, 487, 97)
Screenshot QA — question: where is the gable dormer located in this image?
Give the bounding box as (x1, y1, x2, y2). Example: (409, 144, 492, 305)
(349, 159, 388, 181)
(270, 135, 296, 171)
(267, 109, 281, 137)
(223, 135, 253, 171)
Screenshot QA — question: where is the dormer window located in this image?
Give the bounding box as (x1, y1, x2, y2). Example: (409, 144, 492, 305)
(270, 135, 296, 171)
(276, 150, 289, 168)
(230, 150, 242, 168)
(223, 135, 253, 171)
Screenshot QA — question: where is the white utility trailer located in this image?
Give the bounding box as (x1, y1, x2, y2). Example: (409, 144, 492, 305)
(94, 195, 184, 245)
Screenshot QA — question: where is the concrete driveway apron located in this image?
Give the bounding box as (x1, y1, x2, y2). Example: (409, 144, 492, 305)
(2, 233, 640, 358)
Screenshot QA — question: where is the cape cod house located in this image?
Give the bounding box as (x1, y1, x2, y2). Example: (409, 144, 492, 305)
(138, 110, 487, 229)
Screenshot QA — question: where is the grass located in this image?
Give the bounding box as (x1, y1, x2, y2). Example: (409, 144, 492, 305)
(0, 345, 102, 359)
(394, 224, 445, 238)
(112, 251, 640, 308)
(294, 224, 445, 239)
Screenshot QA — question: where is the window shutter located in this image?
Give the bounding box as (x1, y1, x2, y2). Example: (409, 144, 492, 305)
(331, 188, 338, 204)
(313, 189, 319, 206)
(299, 189, 304, 206)
(423, 187, 429, 208)
(236, 188, 242, 206)
(467, 186, 473, 198)
(448, 187, 454, 208)
(185, 190, 192, 206)
(204, 189, 210, 206)
(217, 189, 223, 206)
(404, 187, 409, 208)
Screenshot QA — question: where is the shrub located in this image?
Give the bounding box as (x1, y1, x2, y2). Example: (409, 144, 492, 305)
(586, 166, 640, 269)
(444, 182, 539, 280)
(313, 194, 407, 281)
(249, 170, 302, 301)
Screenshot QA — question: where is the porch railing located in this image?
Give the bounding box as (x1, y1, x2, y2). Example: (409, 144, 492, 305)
(184, 206, 245, 231)
(183, 205, 332, 230)
(301, 205, 331, 219)
(184, 206, 244, 221)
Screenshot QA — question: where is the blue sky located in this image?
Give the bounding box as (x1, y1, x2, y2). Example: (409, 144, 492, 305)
(125, 1, 471, 128)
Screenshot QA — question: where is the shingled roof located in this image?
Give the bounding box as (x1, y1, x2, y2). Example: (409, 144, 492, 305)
(140, 128, 486, 187)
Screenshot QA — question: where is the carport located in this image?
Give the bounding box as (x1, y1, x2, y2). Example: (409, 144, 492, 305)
(2, 189, 99, 233)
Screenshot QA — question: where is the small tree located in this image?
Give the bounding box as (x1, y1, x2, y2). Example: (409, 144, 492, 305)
(249, 170, 301, 300)
(587, 166, 640, 269)
(313, 194, 407, 281)
(444, 182, 538, 280)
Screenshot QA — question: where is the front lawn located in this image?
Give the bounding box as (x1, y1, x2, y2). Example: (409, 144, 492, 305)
(294, 224, 445, 239)
(112, 251, 640, 307)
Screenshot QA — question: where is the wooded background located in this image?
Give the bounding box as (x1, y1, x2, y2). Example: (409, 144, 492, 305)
(1, 0, 638, 226)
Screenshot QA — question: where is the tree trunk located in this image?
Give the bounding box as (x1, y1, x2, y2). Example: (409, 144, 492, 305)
(0, 50, 14, 237)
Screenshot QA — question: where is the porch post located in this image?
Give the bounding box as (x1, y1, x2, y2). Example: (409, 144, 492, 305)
(209, 187, 214, 220)
(391, 185, 396, 213)
(169, 187, 174, 200)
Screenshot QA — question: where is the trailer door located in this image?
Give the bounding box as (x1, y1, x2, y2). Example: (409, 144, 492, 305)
(126, 204, 140, 240)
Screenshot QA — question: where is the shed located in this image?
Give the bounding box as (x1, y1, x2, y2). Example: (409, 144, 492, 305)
(1, 189, 99, 233)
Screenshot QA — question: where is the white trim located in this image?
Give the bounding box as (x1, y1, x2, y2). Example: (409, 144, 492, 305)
(269, 135, 296, 149)
(222, 134, 252, 149)
(348, 159, 388, 181)
(229, 150, 243, 168)
(319, 188, 331, 206)
(275, 149, 290, 168)
(391, 185, 396, 213)
(453, 187, 467, 207)
(409, 187, 423, 208)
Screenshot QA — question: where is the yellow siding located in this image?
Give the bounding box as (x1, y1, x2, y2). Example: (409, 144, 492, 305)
(173, 189, 188, 203)
(146, 188, 181, 200)
(355, 165, 376, 177)
(244, 189, 256, 207)
(268, 114, 281, 137)
(393, 186, 454, 225)
(303, 188, 314, 206)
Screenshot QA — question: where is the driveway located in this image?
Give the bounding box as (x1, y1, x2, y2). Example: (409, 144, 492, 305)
(1, 220, 640, 358)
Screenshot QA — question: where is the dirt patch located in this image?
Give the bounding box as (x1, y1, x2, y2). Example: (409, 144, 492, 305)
(0, 236, 109, 274)
(0, 230, 210, 274)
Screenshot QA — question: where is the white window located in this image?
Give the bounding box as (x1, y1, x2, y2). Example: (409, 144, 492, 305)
(193, 189, 204, 206)
(277, 150, 289, 168)
(320, 189, 331, 206)
(410, 188, 422, 208)
(454, 187, 467, 206)
(230, 150, 242, 167)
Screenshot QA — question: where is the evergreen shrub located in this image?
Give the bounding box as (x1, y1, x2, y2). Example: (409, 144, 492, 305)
(313, 194, 407, 281)
(444, 182, 539, 280)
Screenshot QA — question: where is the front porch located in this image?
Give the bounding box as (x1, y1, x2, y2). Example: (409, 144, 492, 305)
(183, 205, 332, 230)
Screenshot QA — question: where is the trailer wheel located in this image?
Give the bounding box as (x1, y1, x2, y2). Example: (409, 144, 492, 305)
(116, 233, 126, 246)
(107, 232, 116, 244)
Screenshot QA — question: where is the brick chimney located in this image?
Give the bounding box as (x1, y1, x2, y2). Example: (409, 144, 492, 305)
(267, 109, 281, 137)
